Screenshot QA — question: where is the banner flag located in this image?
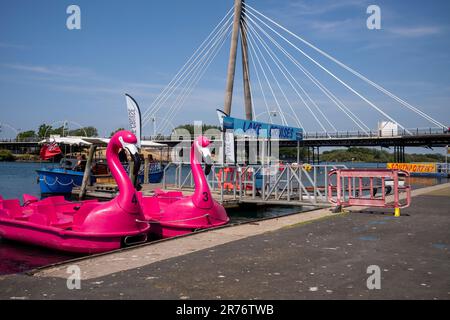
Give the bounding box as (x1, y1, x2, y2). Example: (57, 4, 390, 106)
(125, 94, 142, 148)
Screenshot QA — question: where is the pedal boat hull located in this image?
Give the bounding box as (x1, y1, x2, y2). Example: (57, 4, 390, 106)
(0, 217, 149, 254)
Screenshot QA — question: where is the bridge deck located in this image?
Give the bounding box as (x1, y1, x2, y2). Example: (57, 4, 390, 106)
(2, 129, 449, 150)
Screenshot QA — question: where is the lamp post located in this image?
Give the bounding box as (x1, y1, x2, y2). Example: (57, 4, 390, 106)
(62, 120, 68, 137)
(255, 110, 301, 128)
(254, 110, 277, 124)
(151, 116, 156, 138)
(446, 145, 448, 173)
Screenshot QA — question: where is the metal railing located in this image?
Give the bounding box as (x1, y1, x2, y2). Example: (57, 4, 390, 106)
(436, 163, 450, 174)
(144, 127, 450, 142)
(0, 138, 42, 143)
(2, 127, 447, 144)
(303, 127, 449, 140)
(162, 162, 347, 206)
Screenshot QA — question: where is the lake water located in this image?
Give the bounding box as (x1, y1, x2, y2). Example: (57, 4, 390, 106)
(0, 162, 78, 274)
(0, 162, 308, 274)
(0, 161, 447, 275)
(0, 162, 42, 199)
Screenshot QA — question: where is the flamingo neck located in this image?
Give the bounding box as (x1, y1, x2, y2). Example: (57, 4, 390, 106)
(106, 140, 139, 213)
(191, 141, 213, 209)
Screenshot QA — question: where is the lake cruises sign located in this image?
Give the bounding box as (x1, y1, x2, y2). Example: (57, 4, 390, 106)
(222, 116, 303, 141)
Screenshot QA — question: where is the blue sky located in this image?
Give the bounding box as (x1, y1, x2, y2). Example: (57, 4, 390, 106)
(0, 0, 449, 139)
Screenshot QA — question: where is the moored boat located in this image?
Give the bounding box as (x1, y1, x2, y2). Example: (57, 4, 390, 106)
(37, 137, 167, 195)
(37, 158, 95, 194)
(0, 131, 150, 253)
(141, 136, 230, 238)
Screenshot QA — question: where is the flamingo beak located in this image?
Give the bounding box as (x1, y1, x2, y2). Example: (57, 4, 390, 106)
(122, 142, 141, 177)
(200, 146, 212, 176)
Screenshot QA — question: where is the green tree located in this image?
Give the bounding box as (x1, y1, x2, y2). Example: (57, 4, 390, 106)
(320, 147, 445, 163)
(172, 124, 221, 135)
(69, 126, 98, 137)
(16, 130, 36, 141)
(0, 149, 15, 161)
(47, 125, 65, 136)
(38, 124, 53, 138)
(37, 124, 98, 138)
(110, 128, 125, 137)
(279, 147, 308, 161)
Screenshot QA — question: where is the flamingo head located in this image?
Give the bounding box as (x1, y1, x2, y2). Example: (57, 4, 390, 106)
(113, 130, 141, 177)
(197, 136, 211, 148)
(195, 136, 213, 175)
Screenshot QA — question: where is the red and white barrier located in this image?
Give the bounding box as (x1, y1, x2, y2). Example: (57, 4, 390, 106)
(328, 169, 411, 216)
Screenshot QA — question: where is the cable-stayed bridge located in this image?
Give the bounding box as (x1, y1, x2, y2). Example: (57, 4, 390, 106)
(1, 0, 449, 160)
(138, 0, 449, 157)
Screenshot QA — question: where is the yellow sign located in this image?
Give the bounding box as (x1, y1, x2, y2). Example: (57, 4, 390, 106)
(387, 163, 436, 173)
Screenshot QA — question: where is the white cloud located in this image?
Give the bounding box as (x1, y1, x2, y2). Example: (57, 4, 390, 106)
(2, 63, 92, 77)
(309, 18, 359, 33)
(0, 42, 26, 49)
(279, 0, 367, 16)
(1, 63, 167, 100)
(388, 26, 442, 38)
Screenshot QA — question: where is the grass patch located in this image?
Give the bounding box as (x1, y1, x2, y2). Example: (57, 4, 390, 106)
(0, 149, 15, 161)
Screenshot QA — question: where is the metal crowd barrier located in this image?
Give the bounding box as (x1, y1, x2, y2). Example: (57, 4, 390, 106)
(327, 169, 411, 216)
(163, 162, 347, 206)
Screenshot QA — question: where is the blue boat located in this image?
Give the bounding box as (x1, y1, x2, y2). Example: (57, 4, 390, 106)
(36, 133, 168, 194)
(136, 163, 165, 184)
(36, 158, 95, 194)
(37, 168, 87, 194)
(38, 159, 165, 195)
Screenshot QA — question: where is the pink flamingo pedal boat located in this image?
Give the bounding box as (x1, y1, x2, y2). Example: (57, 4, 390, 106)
(141, 136, 229, 238)
(0, 131, 149, 253)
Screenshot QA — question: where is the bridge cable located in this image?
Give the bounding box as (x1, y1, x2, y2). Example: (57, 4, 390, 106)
(159, 23, 232, 133)
(243, 23, 275, 125)
(239, 20, 258, 121)
(247, 5, 446, 129)
(157, 28, 230, 133)
(246, 32, 289, 126)
(159, 21, 233, 129)
(247, 4, 445, 130)
(247, 19, 335, 133)
(143, 13, 233, 127)
(245, 28, 289, 126)
(154, 24, 231, 132)
(243, 20, 304, 129)
(157, 24, 232, 133)
(163, 25, 232, 133)
(142, 7, 234, 127)
(245, 6, 411, 135)
(245, 13, 370, 134)
(245, 20, 307, 129)
(142, 7, 233, 124)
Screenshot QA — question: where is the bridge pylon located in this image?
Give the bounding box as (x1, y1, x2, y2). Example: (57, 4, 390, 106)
(224, 0, 253, 120)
